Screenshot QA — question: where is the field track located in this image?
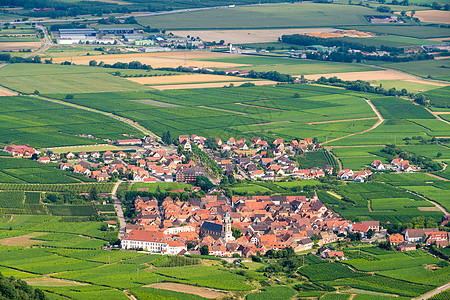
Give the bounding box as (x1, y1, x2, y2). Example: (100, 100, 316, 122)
(324, 99, 384, 144)
(307, 117, 378, 125)
(34, 95, 160, 138)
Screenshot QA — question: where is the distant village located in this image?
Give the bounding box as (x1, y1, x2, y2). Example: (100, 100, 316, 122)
(4, 133, 417, 185)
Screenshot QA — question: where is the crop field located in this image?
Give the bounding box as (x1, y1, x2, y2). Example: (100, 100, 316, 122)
(0, 64, 150, 94)
(126, 73, 256, 85)
(340, 35, 440, 48)
(47, 85, 379, 142)
(376, 172, 450, 211)
(0, 95, 143, 148)
(421, 86, 450, 108)
(330, 146, 386, 169)
(131, 182, 192, 192)
(378, 59, 450, 81)
(322, 182, 444, 223)
(0, 183, 114, 193)
(298, 262, 364, 281)
(415, 10, 450, 24)
(139, 3, 387, 29)
(199, 55, 377, 75)
(338, 25, 450, 39)
(296, 150, 338, 169)
(370, 80, 444, 94)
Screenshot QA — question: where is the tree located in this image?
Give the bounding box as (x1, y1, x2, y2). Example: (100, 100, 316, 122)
(90, 186, 99, 201)
(65, 94, 74, 99)
(231, 227, 242, 239)
(200, 245, 209, 255)
(293, 92, 300, 98)
(33, 90, 40, 95)
(89, 60, 97, 66)
(366, 229, 374, 239)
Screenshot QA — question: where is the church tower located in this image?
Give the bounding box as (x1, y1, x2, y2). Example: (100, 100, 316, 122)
(222, 212, 233, 242)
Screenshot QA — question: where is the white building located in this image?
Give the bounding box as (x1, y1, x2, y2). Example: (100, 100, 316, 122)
(121, 230, 186, 255)
(164, 225, 195, 235)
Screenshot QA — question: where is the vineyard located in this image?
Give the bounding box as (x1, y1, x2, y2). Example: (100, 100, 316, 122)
(0, 183, 114, 193)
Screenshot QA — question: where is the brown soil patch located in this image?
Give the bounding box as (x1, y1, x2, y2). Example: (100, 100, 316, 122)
(428, 37, 450, 41)
(24, 277, 90, 287)
(236, 102, 284, 111)
(50, 51, 245, 69)
(304, 70, 417, 81)
(148, 283, 226, 299)
(306, 30, 374, 39)
(327, 191, 342, 199)
(131, 99, 180, 107)
(415, 10, 450, 24)
(90, 0, 131, 4)
(307, 117, 378, 125)
(127, 74, 251, 85)
(434, 56, 450, 60)
(418, 206, 440, 211)
(0, 42, 41, 51)
(198, 105, 247, 115)
(425, 264, 440, 270)
(0, 232, 46, 246)
(171, 28, 336, 44)
(150, 80, 276, 90)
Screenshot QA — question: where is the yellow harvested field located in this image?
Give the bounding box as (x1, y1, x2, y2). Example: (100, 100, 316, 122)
(415, 10, 450, 24)
(171, 28, 337, 44)
(150, 80, 276, 90)
(50, 51, 246, 69)
(304, 70, 418, 81)
(306, 30, 374, 39)
(0, 232, 45, 247)
(127, 74, 253, 85)
(0, 42, 41, 51)
(404, 79, 449, 86)
(0, 87, 17, 96)
(149, 283, 226, 299)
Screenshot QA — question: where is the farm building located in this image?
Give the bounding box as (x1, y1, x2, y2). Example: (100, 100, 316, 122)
(58, 28, 97, 45)
(99, 28, 134, 35)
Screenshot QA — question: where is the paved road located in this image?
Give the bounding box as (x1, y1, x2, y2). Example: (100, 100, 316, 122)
(24, 24, 51, 58)
(416, 283, 450, 300)
(111, 180, 127, 239)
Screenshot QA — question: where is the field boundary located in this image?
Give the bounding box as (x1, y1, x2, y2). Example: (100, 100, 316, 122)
(324, 99, 384, 144)
(34, 95, 160, 139)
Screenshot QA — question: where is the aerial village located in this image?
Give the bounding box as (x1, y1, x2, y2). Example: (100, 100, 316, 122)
(4, 133, 417, 184)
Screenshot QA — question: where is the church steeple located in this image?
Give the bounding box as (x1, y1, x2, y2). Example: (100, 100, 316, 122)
(222, 212, 233, 242)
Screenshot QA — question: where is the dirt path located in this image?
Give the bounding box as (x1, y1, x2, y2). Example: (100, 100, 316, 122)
(34, 95, 160, 139)
(8, 214, 14, 223)
(235, 102, 285, 111)
(0, 232, 46, 246)
(405, 190, 449, 215)
(307, 117, 377, 125)
(426, 173, 449, 182)
(123, 290, 138, 300)
(425, 108, 450, 125)
(323, 99, 384, 144)
(416, 282, 450, 300)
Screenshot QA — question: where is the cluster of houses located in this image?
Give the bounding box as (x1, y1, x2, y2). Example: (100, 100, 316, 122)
(122, 192, 385, 257)
(338, 169, 372, 183)
(388, 225, 450, 250)
(372, 158, 416, 173)
(3, 144, 36, 158)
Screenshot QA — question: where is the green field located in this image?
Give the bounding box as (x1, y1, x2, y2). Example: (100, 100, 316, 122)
(0, 95, 143, 148)
(377, 59, 450, 81)
(46, 84, 379, 143)
(139, 3, 386, 29)
(421, 86, 450, 108)
(321, 182, 444, 223)
(0, 63, 150, 94)
(338, 25, 450, 39)
(370, 80, 443, 94)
